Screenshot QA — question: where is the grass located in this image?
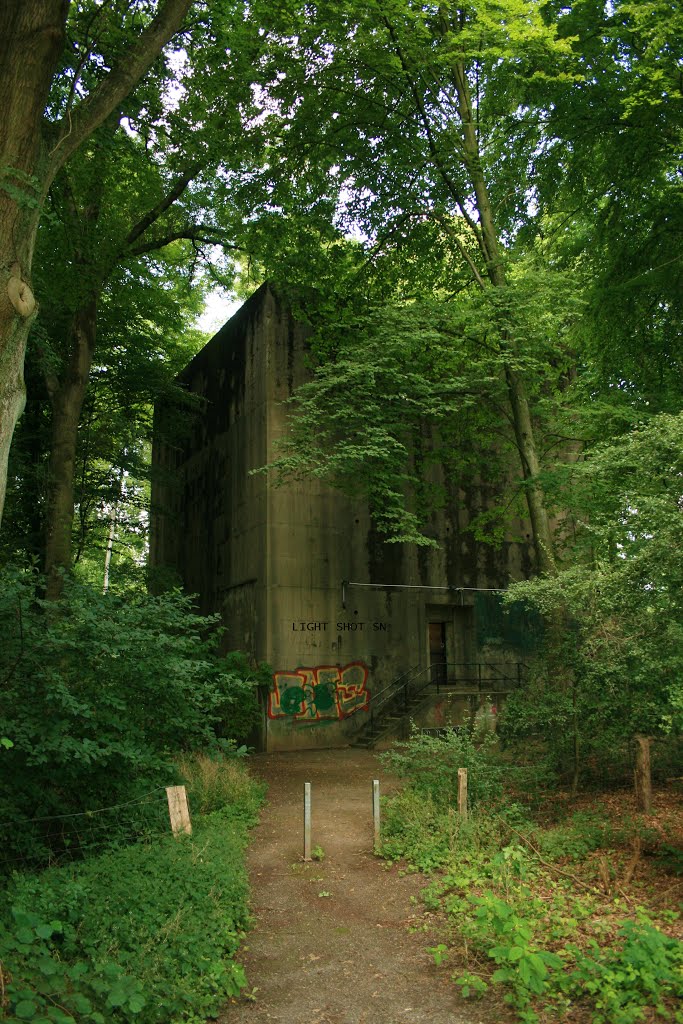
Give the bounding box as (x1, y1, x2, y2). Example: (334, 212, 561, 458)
(177, 749, 266, 818)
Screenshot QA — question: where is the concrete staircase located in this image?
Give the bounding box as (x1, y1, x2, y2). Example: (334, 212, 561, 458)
(350, 662, 526, 750)
(350, 692, 428, 749)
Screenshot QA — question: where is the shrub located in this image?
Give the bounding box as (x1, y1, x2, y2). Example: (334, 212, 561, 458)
(0, 563, 260, 864)
(380, 726, 503, 809)
(380, 786, 533, 873)
(380, 789, 455, 869)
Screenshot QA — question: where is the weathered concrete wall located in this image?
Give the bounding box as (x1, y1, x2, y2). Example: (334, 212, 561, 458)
(151, 288, 273, 666)
(151, 284, 535, 752)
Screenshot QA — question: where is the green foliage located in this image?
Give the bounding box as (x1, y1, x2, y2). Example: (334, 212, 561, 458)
(533, 811, 622, 863)
(0, 563, 260, 864)
(427, 941, 449, 966)
(177, 751, 266, 820)
(380, 788, 524, 872)
(502, 414, 683, 780)
(440, 827, 679, 1019)
(238, 0, 681, 583)
(0, 784, 263, 1024)
(448, 892, 683, 1019)
(473, 891, 564, 1011)
(3, 0, 270, 574)
(454, 970, 489, 999)
(212, 652, 271, 745)
(455, 895, 683, 1023)
(538, 1, 683, 415)
(240, 0, 592, 560)
(251, 0, 579, 250)
(561, 920, 683, 1024)
(381, 790, 456, 871)
(380, 727, 503, 809)
(262, 275, 582, 545)
(382, 784, 683, 1022)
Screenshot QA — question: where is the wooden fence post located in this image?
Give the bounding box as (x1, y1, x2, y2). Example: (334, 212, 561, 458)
(166, 785, 192, 836)
(457, 768, 468, 819)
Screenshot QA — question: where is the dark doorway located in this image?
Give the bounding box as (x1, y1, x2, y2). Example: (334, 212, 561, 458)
(429, 621, 447, 687)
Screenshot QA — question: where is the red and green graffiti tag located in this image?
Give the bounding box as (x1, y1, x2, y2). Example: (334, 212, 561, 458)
(268, 663, 370, 722)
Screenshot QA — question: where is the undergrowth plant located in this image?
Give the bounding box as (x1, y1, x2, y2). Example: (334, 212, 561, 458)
(380, 726, 503, 809)
(178, 749, 266, 819)
(379, 728, 683, 1022)
(421, 826, 683, 1023)
(0, 759, 265, 1024)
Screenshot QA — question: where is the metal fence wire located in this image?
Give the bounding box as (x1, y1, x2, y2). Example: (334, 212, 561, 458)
(569, 737, 683, 792)
(0, 788, 171, 874)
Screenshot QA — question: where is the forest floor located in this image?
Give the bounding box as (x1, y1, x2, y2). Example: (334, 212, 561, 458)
(219, 748, 506, 1024)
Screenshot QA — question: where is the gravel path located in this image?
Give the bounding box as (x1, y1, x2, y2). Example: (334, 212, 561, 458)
(221, 748, 500, 1024)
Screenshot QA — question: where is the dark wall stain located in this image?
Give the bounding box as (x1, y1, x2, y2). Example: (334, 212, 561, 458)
(366, 519, 404, 585)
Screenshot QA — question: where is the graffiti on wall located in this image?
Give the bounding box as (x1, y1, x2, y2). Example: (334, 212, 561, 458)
(268, 662, 370, 722)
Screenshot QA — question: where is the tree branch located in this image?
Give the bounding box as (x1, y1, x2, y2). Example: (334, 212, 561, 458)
(46, 0, 194, 187)
(125, 161, 203, 248)
(436, 214, 487, 290)
(127, 225, 242, 257)
(377, 6, 488, 269)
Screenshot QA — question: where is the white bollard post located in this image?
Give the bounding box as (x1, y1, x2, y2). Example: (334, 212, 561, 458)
(303, 782, 312, 861)
(372, 779, 381, 850)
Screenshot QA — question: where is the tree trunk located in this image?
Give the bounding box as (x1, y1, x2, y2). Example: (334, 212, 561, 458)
(0, 0, 194, 532)
(103, 470, 125, 595)
(45, 300, 97, 599)
(634, 735, 653, 814)
(453, 61, 557, 574)
(0, 312, 33, 529)
(0, 1, 68, 528)
(505, 367, 557, 575)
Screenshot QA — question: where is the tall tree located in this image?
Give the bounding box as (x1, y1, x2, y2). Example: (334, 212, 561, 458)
(0, 0, 194, 529)
(247, 0, 582, 570)
(535, 0, 683, 412)
(34, 119, 242, 597)
(503, 412, 683, 790)
(4, 0, 263, 594)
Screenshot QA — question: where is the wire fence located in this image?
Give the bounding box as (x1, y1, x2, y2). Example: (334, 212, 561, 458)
(555, 738, 683, 793)
(0, 787, 174, 875)
(418, 728, 683, 801)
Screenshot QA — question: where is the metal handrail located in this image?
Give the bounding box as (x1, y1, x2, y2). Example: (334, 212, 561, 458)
(370, 664, 420, 712)
(365, 661, 527, 738)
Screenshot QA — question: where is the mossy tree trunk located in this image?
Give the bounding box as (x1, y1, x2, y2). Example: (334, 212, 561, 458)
(44, 299, 98, 599)
(0, 1, 67, 526)
(0, 0, 194, 532)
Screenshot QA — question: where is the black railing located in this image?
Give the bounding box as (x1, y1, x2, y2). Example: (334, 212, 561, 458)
(364, 661, 527, 741)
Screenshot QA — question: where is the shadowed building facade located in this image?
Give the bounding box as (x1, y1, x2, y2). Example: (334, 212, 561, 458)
(151, 284, 536, 751)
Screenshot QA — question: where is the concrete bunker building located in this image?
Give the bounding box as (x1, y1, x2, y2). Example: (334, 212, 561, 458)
(151, 284, 536, 751)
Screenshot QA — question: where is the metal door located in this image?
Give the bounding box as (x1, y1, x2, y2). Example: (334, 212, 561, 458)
(428, 621, 447, 687)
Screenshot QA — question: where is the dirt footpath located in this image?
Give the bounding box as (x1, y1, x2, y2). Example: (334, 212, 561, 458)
(222, 749, 495, 1024)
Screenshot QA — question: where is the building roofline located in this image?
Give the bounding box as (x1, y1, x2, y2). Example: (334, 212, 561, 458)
(177, 281, 274, 384)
